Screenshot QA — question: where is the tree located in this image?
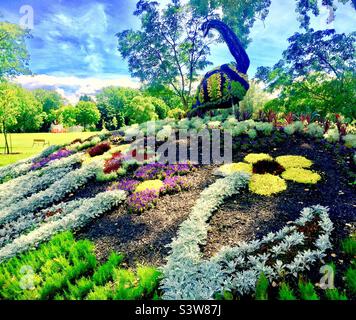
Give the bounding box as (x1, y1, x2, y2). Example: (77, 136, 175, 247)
(0, 21, 31, 80)
(33, 89, 64, 130)
(126, 96, 159, 124)
(96, 86, 141, 130)
(0, 83, 20, 154)
(117, 0, 215, 109)
(256, 29, 356, 118)
(151, 97, 169, 119)
(190, 0, 355, 47)
(79, 94, 94, 102)
(0, 83, 44, 153)
(75, 101, 101, 130)
(239, 80, 272, 117)
(55, 105, 78, 128)
(143, 83, 184, 110)
(9, 86, 44, 133)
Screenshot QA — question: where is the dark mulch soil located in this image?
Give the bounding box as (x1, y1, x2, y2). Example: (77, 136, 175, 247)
(76, 132, 355, 269)
(203, 134, 355, 258)
(77, 166, 217, 266)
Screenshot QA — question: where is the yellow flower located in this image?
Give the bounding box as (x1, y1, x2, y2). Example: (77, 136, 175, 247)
(216, 153, 321, 196)
(244, 153, 273, 164)
(249, 174, 287, 196)
(282, 168, 321, 184)
(276, 155, 313, 169)
(135, 180, 164, 193)
(216, 162, 252, 176)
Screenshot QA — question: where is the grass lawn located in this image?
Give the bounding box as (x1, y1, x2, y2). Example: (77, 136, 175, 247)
(0, 132, 100, 167)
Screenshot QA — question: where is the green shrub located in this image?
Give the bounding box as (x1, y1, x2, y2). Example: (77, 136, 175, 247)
(293, 121, 304, 133)
(255, 122, 273, 136)
(86, 284, 113, 300)
(298, 280, 319, 300)
(278, 283, 297, 300)
(325, 289, 348, 300)
(231, 122, 248, 137)
(324, 128, 340, 143)
(92, 252, 124, 286)
(343, 134, 356, 148)
(345, 265, 356, 295)
(255, 273, 269, 300)
(341, 237, 356, 257)
(137, 266, 161, 296)
(247, 129, 257, 139)
(284, 124, 296, 135)
(306, 123, 324, 138)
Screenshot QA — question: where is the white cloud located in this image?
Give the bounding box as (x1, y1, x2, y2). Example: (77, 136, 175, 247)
(14, 74, 140, 104)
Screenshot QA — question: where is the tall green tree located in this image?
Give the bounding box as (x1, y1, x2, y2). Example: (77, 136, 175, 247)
(143, 83, 184, 110)
(55, 105, 78, 128)
(0, 22, 31, 80)
(32, 89, 64, 130)
(9, 86, 44, 133)
(256, 29, 356, 118)
(75, 101, 101, 130)
(117, 0, 215, 109)
(190, 0, 355, 47)
(125, 96, 159, 124)
(96, 86, 141, 130)
(0, 83, 20, 154)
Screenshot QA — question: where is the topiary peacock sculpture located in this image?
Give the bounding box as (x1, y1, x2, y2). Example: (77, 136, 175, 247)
(189, 20, 250, 117)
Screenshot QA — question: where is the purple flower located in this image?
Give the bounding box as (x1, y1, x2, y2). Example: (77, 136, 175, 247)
(161, 176, 192, 194)
(31, 148, 73, 171)
(127, 189, 159, 213)
(134, 162, 194, 180)
(108, 179, 140, 193)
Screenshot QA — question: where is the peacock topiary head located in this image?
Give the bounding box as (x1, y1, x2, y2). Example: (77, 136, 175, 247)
(201, 20, 211, 38)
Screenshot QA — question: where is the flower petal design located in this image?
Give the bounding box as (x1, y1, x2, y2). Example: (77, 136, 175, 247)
(135, 179, 164, 193)
(275, 155, 313, 169)
(249, 174, 287, 196)
(244, 153, 273, 164)
(281, 168, 321, 184)
(215, 162, 252, 176)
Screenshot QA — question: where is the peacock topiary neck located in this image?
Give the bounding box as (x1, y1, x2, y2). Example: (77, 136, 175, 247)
(206, 20, 250, 74)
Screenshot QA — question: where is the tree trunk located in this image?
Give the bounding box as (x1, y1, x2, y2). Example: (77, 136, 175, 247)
(3, 127, 10, 154)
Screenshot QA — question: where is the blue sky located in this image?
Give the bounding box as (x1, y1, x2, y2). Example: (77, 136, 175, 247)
(1, 0, 354, 103)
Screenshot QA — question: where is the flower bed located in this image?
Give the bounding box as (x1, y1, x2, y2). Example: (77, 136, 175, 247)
(0, 161, 101, 226)
(0, 231, 160, 300)
(0, 190, 126, 262)
(215, 153, 322, 196)
(134, 162, 195, 180)
(0, 154, 82, 210)
(31, 148, 74, 171)
(161, 173, 333, 300)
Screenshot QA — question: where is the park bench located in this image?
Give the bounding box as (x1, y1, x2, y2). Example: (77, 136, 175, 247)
(32, 139, 50, 147)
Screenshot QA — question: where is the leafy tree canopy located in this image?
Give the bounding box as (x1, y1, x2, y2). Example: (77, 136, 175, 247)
(55, 105, 78, 128)
(96, 86, 141, 130)
(75, 101, 101, 129)
(117, 0, 216, 109)
(190, 0, 356, 47)
(0, 82, 44, 153)
(0, 21, 31, 80)
(256, 29, 355, 89)
(256, 29, 356, 119)
(126, 96, 159, 124)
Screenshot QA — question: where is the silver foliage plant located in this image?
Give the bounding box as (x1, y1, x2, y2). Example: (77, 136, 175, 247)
(0, 161, 102, 226)
(0, 154, 82, 210)
(0, 145, 61, 182)
(0, 190, 126, 262)
(160, 172, 333, 300)
(0, 197, 86, 248)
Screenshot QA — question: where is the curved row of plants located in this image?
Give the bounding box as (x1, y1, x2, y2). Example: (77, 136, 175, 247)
(0, 114, 354, 300)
